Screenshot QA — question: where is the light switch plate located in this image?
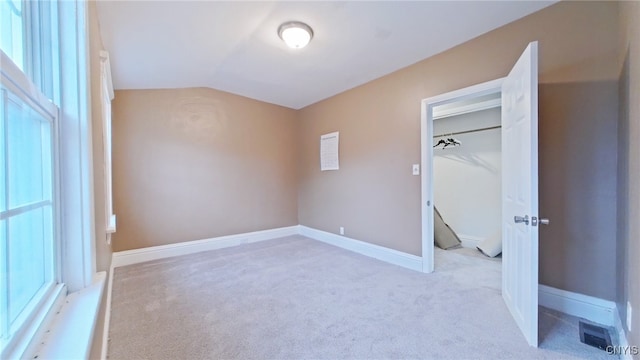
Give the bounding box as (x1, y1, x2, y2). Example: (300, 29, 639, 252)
(412, 164, 420, 175)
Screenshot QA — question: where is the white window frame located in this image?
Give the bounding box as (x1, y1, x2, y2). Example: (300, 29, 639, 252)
(1, 1, 98, 358)
(0, 48, 64, 360)
(100, 50, 116, 242)
(57, 0, 96, 290)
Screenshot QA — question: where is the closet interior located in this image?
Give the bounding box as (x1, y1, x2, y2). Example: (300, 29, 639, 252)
(432, 93, 503, 261)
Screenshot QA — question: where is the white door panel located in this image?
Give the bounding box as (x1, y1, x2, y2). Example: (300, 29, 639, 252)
(501, 41, 539, 347)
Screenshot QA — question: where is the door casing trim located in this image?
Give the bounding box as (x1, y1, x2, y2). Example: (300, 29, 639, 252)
(420, 78, 504, 273)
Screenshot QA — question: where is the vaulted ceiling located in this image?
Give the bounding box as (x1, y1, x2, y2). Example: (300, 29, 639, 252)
(97, 1, 556, 109)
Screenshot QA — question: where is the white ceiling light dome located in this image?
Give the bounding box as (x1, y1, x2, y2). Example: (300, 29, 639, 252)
(278, 21, 313, 49)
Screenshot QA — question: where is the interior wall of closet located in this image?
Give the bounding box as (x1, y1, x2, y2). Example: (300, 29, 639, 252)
(433, 106, 502, 249)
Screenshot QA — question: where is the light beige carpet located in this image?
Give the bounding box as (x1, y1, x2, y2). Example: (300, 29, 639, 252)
(448, 246, 502, 263)
(107, 235, 618, 359)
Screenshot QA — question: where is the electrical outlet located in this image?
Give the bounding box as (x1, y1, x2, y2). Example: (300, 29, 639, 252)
(339, 226, 344, 235)
(627, 301, 633, 331)
(412, 164, 420, 175)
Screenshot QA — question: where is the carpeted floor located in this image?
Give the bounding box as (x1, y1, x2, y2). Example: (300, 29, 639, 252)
(448, 246, 502, 263)
(107, 235, 618, 359)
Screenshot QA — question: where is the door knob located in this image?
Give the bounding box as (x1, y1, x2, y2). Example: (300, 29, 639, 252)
(514, 215, 529, 225)
(532, 217, 549, 226)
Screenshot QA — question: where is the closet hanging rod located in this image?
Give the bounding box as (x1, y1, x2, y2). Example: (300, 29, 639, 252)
(433, 125, 501, 138)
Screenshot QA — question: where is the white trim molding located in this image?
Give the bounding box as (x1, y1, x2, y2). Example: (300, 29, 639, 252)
(33, 272, 106, 360)
(298, 226, 423, 272)
(421, 78, 505, 274)
(98, 51, 114, 100)
(538, 285, 633, 356)
(613, 306, 634, 360)
(3, 285, 67, 359)
(111, 226, 299, 268)
(111, 225, 422, 271)
(99, 50, 116, 242)
(538, 285, 617, 326)
(58, 0, 96, 291)
(433, 96, 501, 120)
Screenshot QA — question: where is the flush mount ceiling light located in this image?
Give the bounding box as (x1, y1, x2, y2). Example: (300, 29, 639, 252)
(278, 21, 313, 49)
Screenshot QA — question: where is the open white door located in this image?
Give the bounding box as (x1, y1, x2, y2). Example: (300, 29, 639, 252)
(501, 41, 539, 347)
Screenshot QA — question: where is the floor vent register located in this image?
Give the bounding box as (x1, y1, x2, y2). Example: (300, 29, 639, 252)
(579, 321, 612, 351)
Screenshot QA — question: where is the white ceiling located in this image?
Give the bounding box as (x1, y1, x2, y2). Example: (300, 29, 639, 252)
(96, 1, 556, 110)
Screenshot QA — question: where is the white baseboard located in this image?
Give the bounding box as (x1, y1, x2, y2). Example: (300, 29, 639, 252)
(111, 225, 422, 271)
(539, 285, 634, 357)
(111, 226, 299, 268)
(538, 284, 617, 327)
(613, 304, 634, 360)
(457, 234, 483, 248)
(298, 225, 423, 272)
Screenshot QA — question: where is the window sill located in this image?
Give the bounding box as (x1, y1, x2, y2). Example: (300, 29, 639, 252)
(3, 285, 66, 360)
(32, 272, 106, 360)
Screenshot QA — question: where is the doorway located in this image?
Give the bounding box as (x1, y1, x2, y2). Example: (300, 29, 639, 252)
(420, 78, 504, 274)
(420, 42, 541, 347)
(432, 92, 503, 264)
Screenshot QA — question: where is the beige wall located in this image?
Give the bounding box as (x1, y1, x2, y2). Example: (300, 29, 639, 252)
(88, 1, 113, 358)
(538, 81, 618, 299)
(111, 88, 299, 251)
(297, 1, 620, 300)
(618, 0, 640, 351)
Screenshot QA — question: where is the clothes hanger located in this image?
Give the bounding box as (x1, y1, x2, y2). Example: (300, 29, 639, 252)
(447, 137, 461, 146)
(440, 133, 459, 149)
(434, 133, 461, 149)
(433, 138, 447, 148)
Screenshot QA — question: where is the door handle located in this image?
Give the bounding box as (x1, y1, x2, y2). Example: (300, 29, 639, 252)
(514, 215, 529, 225)
(532, 217, 550, 226)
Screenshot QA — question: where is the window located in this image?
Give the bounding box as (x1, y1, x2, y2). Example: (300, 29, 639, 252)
(0, 1, 94, 357)
(100, 51, 116, 240)
(0, 64, 58, 353)
(0, 0, 24, 72)
(1, 1, 58, 101)
(1, 0, 60, 354)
